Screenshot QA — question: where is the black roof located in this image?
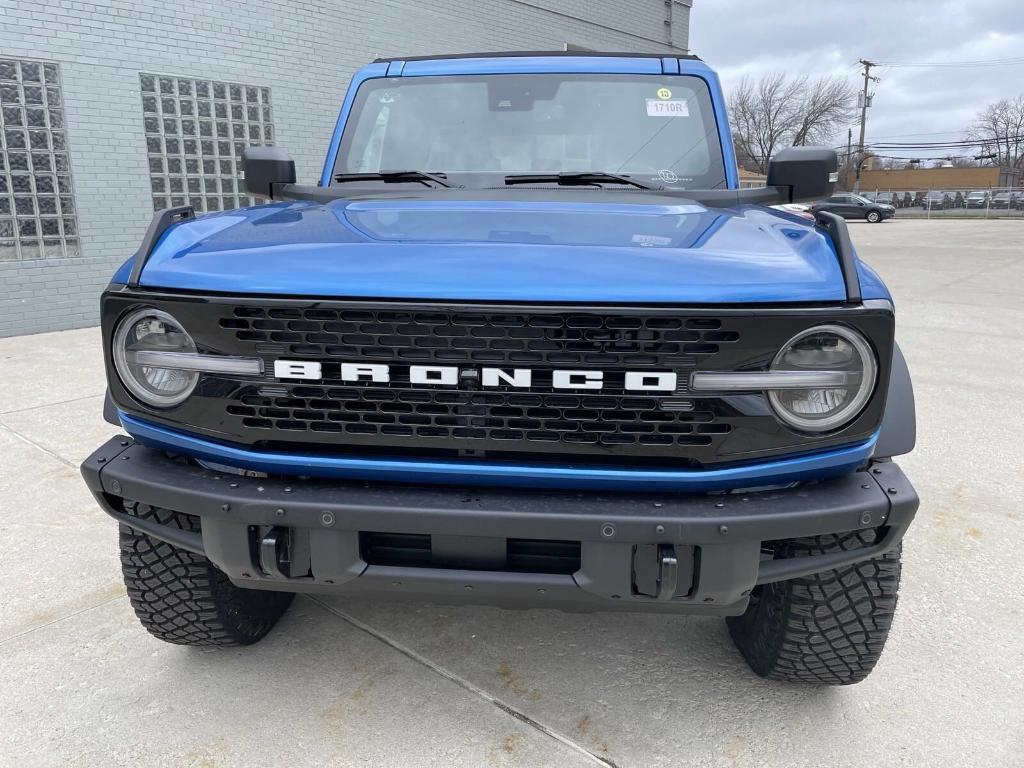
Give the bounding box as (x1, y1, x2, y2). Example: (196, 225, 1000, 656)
(372, 50, 700, 64)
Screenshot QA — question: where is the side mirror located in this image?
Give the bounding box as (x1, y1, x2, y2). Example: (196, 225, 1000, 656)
(766, 147, 839, 204)
(242, 146, 296, 198)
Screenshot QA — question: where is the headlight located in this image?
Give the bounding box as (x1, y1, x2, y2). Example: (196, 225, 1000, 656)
(113, 308, 199, 407)
(767, 324, 877, 432)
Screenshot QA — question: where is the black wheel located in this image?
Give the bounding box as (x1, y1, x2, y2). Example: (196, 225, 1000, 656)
(119, 501, 293, 646)
(726, 530, 902, 685)
(865, 210, 882, 223)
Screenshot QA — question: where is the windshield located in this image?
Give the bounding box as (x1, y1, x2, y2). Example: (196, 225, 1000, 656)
(334, 74, 727, 189)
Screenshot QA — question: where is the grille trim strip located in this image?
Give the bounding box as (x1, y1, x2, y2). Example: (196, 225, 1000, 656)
(120, 411, 881, 491)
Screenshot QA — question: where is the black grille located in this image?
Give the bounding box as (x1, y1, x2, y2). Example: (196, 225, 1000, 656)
(229, 387, 728, 448)
(214, 306, 740, 458)
(219, 306, 739, 367)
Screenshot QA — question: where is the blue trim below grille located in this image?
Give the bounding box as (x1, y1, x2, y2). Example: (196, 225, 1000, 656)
(119, 412, 877, 492)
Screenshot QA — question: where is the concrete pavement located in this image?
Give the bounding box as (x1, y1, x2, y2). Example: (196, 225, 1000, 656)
(1, 219, 1022, 767)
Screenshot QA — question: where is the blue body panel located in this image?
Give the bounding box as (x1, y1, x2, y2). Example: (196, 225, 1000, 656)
(136, 199, 864, 303)
(120, 412, 878, 492)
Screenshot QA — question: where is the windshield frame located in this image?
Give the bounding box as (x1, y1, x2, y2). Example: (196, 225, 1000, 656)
(329, 72, 730, 192)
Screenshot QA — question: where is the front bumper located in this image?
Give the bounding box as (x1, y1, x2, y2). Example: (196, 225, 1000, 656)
(81, 437, 918, 616)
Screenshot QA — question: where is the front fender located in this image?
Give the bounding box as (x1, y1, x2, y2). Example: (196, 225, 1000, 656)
(875, 343, 916, 458)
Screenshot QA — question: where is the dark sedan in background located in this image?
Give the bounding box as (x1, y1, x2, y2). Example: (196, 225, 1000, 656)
(809, 193, 896, 223)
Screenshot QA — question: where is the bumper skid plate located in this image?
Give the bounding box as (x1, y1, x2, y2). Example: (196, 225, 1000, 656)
(82, 436, 917, 616)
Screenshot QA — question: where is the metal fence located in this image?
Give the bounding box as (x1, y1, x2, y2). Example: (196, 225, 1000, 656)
(855, 187, 1024, 218)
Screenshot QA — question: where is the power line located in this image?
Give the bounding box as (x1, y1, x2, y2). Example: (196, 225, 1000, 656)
(866, 135, 1024, 149)
(875, 56, 1024, 68)
(865, 129, 972, 140)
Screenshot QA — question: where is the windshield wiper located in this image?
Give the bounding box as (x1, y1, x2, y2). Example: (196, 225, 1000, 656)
(504, 172, 662, 191)
(333, 171, 453, 188)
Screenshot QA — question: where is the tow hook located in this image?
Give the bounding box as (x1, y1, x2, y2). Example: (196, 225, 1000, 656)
(633, 542, 680, 600)
(259, 527, 292, 579)
(656, 544, 678, 600)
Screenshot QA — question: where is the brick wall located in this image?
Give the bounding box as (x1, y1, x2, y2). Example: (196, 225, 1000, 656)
(0, 0, 689, 337)
(858, 166, 1018, 192)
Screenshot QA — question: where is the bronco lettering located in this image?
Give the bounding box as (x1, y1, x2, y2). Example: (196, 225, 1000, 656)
(273, 362, 679, 391)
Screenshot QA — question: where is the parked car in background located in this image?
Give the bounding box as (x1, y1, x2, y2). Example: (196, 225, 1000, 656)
(810, 192, 895, 222)
(771, 203, 815, 221)
(991, 192, 1018, 209)
(873, 192, 895, 205)
(965, 191, 990, 209)
(922, 191, 951, 210)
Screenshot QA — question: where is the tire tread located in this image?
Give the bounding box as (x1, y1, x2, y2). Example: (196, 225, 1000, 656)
(119, 501, 292, 646)
(727, 529, 901, 684)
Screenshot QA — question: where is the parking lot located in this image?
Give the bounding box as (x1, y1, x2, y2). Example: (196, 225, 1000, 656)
(2, 219, 1022, 767)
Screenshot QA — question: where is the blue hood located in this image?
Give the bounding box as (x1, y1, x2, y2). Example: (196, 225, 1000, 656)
(134, 195, 869, 303)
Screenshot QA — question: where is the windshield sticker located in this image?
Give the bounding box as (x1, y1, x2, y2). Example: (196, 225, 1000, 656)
(656, 87, 672, 99)
(657, 169, 680, 184)
(646, 98, 689, 117)
(632, 234, 672, 247)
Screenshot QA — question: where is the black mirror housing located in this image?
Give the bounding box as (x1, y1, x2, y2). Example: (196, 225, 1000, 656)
(766, 147, 838, 203)
(242, 146, 296, 198)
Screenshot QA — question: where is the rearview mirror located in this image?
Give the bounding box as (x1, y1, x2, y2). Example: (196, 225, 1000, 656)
(766, 147, 838, 204)
(242, 146, 296, 198)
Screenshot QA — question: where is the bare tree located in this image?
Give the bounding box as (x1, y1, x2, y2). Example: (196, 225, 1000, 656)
(946, 155, 981, 168)
(729, 73, 800, 174)
(967, 95, 1024, 170)
(791, 76, 857, 146)
(867, 155, 902, 171)
(729, 73, 856, 174)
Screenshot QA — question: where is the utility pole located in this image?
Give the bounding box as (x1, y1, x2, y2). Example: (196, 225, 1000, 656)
(845, 127, 853, 191)
(854, 59, 879, 192)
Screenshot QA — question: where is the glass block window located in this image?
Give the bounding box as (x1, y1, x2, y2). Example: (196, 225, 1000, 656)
(140, 73, 274, 214)
(0, 58, 79, 261)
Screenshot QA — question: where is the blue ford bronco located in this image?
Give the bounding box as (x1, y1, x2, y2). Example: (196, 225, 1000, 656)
(81, 52, 918, 685)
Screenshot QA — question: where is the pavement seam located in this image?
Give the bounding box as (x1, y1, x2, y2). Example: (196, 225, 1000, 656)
(0, 391, 106, 416)
(0, 593, 126, 646)
(929, 255, 1024, 294)
(0, 422, 78, 469)
(305, 595, 618, 768)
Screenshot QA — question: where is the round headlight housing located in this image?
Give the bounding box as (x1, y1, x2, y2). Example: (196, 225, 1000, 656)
(767, 324, 877, 432)
(113, 308, 198, 407)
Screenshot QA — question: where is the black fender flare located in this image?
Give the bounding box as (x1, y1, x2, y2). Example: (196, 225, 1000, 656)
(876, 343, 916, 458)
(103, 389, 120, 426)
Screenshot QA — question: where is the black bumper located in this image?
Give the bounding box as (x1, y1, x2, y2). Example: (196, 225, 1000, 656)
(81, 437, 918, 616)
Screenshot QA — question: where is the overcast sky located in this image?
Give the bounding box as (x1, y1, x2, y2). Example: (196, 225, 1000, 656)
(689, 0, 1024, 159)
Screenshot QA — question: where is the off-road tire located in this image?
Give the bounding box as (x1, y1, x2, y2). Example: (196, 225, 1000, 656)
(726, 530, 901, 685)
(865, 210, 882, 223)
(119, 501, 293, 646)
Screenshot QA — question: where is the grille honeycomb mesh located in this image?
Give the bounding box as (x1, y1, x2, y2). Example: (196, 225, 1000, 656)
(219, 307, 739, 367)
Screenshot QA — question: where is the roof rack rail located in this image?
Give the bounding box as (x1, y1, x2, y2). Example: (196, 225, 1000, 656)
(813, 210, 862, 304)
(127, 205, 195, 288)
(372, 50, 701, 64)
